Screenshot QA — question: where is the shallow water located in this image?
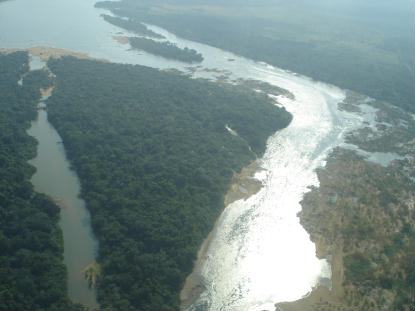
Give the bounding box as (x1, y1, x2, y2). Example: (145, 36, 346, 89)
(28, 105, 98, 309)
(26, 58, 98, 309)
(1, 0, 366, 309)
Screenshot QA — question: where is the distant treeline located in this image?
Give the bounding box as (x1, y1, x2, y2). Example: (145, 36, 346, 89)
(129, 37, 204, 63)
(101, 14, 165, 39)
(0, 52, 80, 311)
(96, 0, 415, 112)
(46, 57, 291, 310)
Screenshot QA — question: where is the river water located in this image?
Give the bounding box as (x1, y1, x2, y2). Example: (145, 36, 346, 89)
(26, 58, 98, 309)
(1, 0, 365, 310)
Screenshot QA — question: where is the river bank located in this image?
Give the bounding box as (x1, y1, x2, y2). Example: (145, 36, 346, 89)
(277, 96, 415, 311)
(179, 71, 366, 310)
(0, 50, 84, 311)
(0, 46, 93, 61)
(2, 0, 410, 309)
(181, 159, 265, 309)
(26, 59, 99, 309)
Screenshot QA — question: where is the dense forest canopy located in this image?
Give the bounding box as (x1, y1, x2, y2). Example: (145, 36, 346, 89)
(0, 52, 79, 311)
(97, 0, 415, 112)
(46, 57, 291, 310)
(128, 37, 204, 63)
(102, 14, 165, 39)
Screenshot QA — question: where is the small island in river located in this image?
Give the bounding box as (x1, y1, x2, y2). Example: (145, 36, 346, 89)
(129, 37, 204, 63)
(101, 14, 165, 39)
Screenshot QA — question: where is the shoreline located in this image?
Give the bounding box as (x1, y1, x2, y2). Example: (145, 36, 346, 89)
(27, 74, 99, 309)
(277, 98, 415, 311)
(276, 242, 344, 311)
(180, 159, 265, 310)
(0, 46, 106, 62)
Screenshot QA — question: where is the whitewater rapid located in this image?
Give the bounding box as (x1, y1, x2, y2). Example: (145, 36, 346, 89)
(0, 0, 364, 309)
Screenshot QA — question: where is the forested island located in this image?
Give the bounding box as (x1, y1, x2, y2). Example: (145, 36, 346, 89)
(45, 56, 291, 310)
(129, 37, 204, 63)
(0, 52, 79, 311)
(101, 14, 164, 39)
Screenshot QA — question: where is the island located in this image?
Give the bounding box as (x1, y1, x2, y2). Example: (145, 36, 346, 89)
(101, 14, 165, 39)
(129, 37, 204, 63)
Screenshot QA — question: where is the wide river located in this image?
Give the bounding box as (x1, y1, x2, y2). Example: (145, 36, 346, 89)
(0, 0, 364, 310)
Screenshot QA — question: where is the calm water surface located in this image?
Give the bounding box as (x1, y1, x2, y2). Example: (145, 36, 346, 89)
(26, 57, 98, 309)
(1, 0, 366, 310)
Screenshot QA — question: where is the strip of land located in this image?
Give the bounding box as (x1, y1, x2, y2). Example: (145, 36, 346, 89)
(0, 46, 100, 61)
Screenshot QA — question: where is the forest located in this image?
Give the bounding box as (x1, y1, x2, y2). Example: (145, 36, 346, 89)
(0, 52, 80, 311)
(129, 37, 204, 63)
(96, 0, 415, 112)
(296, 148, 415, 311)
(46, 56, 291, 310)
(101, 14, 165, 39)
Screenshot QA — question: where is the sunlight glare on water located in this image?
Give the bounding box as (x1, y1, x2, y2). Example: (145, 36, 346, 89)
(187, 72, 359, 310)
(0, 0, 364, 309)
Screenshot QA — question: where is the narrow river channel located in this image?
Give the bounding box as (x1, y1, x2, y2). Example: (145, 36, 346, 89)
(26, 58, 98, 309)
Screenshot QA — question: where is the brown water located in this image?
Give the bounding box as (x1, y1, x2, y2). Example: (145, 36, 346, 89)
(27, 98, 98, 309)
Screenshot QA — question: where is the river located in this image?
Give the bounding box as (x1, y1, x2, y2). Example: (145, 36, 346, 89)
(26, 57, 98, 309)
(1, 0, 365, 310)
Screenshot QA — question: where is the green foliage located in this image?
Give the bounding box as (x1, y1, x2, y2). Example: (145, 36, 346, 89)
(302, 147, 415, 310)
(0, 52, 77, 311)
(344, 252, 373, 284)
(23, 68, 54, 92)
(129, 37, 203, 63)
(46, 56, 291, 310)
(101, 14, 165, 39)
(97, 0, 415, 112)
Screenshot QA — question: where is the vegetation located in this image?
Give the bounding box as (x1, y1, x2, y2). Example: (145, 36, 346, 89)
(0, 52, 79, 311)
(343, 93, 415, 155)
(97, 0, 415, 112)
(129, 37, 203, 63)
(101, 14, 165, 39)
(278, 147, 415, 311)
(292, 143, 415, 310)
(279, 95, 415, 310)
(46, 56, 291, 310)
(344, 252, 375, 285)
